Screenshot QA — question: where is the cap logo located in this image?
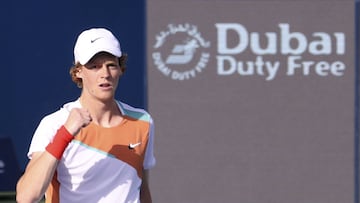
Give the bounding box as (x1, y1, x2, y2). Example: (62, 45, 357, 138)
(90, 37, 102, 43)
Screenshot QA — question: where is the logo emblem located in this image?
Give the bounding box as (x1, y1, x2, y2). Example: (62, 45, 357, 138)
(152, 23, 211, 81)
(128, 142, 141, 150)
(91, 37, 102, 43)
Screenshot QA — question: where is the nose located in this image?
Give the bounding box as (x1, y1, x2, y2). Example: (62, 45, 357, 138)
(99, 65, 111, 78)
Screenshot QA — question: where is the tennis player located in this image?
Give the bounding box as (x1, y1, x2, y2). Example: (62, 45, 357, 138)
(16, 27, 156, 203)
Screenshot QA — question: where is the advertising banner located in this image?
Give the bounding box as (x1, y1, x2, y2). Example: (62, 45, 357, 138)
(147, 1, 355, 202)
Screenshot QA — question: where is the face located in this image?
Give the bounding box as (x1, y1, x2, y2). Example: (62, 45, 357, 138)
(76, 52, 123, 102)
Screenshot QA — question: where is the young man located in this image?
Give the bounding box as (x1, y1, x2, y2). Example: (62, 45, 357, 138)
(16, 28, 156, 203)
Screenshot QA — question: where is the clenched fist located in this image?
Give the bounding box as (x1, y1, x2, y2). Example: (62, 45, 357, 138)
(63, 108, 92, 136)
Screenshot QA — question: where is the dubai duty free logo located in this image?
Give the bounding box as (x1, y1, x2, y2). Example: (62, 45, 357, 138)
(151, 23, 211, 80)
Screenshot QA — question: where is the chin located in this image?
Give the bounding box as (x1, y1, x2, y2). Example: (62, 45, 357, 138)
(97, 94, 115, 102)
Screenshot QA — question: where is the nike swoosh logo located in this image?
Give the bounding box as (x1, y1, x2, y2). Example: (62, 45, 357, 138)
(128, 142, 141, 149)
(91, 37, 102, 43)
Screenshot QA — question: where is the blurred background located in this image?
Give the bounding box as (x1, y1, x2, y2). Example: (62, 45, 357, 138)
(1, 0, 359, 203)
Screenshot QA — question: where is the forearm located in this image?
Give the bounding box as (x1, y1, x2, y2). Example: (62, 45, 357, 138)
(17, 125, 74, 202)
(16, 152, 58, 203)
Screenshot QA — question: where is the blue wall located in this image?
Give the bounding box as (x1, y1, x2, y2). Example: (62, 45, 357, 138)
(355, 2, 360, 202)
(0, 0, 146, 178)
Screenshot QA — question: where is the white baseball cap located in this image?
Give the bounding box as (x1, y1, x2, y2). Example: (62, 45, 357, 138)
(74, 28, 122, 65)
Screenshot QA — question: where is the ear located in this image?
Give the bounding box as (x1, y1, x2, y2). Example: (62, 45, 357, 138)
(75, 67, 83, 78)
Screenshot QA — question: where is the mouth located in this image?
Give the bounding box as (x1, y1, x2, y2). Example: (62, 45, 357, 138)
(99, 83, 113, 89)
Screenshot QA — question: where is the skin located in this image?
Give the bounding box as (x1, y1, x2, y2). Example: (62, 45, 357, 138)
(16, 52, 152, 203)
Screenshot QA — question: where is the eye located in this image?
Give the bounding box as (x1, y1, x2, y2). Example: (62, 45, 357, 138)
(85, 63, 100, 70)
(108, 63, 120, 70)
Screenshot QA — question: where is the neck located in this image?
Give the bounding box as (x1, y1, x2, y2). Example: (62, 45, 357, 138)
(79, 96, 122, 128)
